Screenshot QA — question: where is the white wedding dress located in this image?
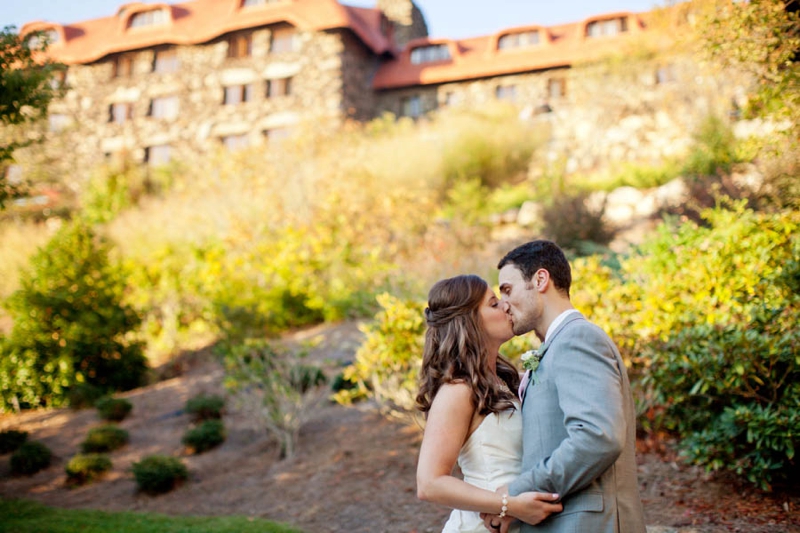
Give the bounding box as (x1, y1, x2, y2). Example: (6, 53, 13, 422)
(441, 404, 523, 533)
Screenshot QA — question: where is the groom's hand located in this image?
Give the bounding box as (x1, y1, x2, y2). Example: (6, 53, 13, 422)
(512, 492, 563, 525)
(480, 513, 514, 533)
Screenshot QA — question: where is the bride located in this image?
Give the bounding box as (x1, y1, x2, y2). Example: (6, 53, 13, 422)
(416, 275, 562, 532)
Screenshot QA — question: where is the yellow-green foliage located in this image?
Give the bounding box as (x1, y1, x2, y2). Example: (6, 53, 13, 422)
(0, 221, 51, 301)
(333, 293, 425, 415)
(573, 201, 799, 488)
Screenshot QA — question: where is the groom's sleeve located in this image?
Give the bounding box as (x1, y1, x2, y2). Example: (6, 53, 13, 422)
(508, 323, 627, 497)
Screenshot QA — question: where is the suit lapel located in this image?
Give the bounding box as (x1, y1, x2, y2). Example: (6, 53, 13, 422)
(521, 312, 585, 403)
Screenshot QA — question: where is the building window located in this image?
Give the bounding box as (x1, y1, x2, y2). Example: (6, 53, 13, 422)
(221, 134, 250, 151)
(26, 29, 60, 49)
(400, 94, 422, 118)
(129, 9, 169, 29)
(442, 91, 458, 107)
(242, 0, 284, 6)
(48, 113, 69, 132)
(145, 145, 172, 166)
(223, 84, 254, 105)
(270, 27, 297, 54)
(149, 95, 180, 119)
(264, 127, 292, 144)
(547, 78, 566, 98)
(655, 64, 676, 85)
(498, 30, 540, 50)
(153, 49, 179, 73)
(496, 85, 517, 101)
(113, 55, 134, 78)
(108, 102, 134, 123)
(586, 17, 628, 38)
(228, 33, 253, 58)
(266, 77, 292, 98)
(410, 44, 450, 64)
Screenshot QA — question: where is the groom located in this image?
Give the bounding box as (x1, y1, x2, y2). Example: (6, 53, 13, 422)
(485, 240, 646, 533)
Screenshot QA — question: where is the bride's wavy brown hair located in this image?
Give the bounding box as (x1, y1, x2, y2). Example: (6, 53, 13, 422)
(416, 274, 519, 417)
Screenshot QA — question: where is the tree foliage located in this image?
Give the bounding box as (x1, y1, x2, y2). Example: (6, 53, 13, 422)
(0, 25, 65, 207)
(0, 220, 147, 410)
(690, 0, 799, 125)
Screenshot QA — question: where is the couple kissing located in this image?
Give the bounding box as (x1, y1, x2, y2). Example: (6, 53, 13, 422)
(416, 240, 646, 533)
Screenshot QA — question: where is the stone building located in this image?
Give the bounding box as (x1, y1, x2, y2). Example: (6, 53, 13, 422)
(17, 0, 742, 173)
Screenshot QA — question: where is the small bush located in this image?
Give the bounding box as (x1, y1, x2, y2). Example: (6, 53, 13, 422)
(182, 419, 226, 454)
(541, 191, 614, 253)
(67, 384, 106, 410)
(222, 340, 329, 459)
(0, 429, 28, 454)
(332, 293, 425, 415)
(10, 441, 52, 475)
(131, 455, 188, 494)
(65, 453, 112, 485)
(0, 220, 147, 410)
(80, 425, 129, 453)
(185, 394, 224, 422)
(95, 397, 133, 422)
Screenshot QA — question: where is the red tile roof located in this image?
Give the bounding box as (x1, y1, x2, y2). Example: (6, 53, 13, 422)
(373, 12, 649, 89)
(20, 0, 393, 64)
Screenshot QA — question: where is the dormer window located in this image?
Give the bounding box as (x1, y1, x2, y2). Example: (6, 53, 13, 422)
(410, 44, 450, 65)
(242, 0, 285, 6)
(129, 8, 169, 29)
(586, 17, 629, 38)
(26, 28, 60, 49)
(498, 30, 540, 50)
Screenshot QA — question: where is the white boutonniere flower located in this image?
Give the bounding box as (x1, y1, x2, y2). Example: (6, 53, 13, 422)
(520, 349, 541, 372)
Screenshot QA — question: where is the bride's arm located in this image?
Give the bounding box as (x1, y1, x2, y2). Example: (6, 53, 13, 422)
(417, 382, 507, 513)
(416, 382, 560, 523)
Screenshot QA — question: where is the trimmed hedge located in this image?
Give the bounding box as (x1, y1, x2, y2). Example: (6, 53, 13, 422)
(10, 441, 52, 475)
(65, 453, 112, 484)
(131, 455, 188, 494)
(80, 425, 129, 453)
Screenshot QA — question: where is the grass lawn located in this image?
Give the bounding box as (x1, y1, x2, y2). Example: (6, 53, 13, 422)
(0, 498, 303, 533)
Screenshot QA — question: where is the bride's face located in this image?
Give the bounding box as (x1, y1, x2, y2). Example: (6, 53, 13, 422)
(479, 287, 514, 345)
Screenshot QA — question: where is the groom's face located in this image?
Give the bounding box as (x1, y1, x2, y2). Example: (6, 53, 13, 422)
(498, 264, 542, 338)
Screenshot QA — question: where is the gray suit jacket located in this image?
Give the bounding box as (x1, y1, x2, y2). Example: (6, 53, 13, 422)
(509, 313, 646, 533)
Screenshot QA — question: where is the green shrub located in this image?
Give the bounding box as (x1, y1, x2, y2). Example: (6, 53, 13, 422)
(0, 220, 147, 409)
(10, 441, 52, 475)
(222, 340, 328, 459)
(332, 293, 425, 415)
(81, 425, 129, 453)
(131, 455, 188, 494)
(95, 397, 133, 422)
(65, 453, 112, 484)
(66, 384, 106, 410)
(541, 191, 615, 255)
(182, 419, 226, 454)
(570, 201, 799, 489)
(0, 429, 29, 454)
(683, 115, 742, 177)
(185, 394, 224, 422)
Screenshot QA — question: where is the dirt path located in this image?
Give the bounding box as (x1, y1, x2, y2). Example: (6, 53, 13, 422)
(0, 322, 797, 533)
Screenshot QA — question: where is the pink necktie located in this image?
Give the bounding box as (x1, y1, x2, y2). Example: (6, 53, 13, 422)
(518, 370, 531, 400)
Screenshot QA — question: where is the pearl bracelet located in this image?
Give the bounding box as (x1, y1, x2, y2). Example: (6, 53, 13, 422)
(499, 493, 509, 518)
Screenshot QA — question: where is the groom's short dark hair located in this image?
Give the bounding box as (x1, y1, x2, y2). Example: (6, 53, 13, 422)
(498, 240, 572, 296)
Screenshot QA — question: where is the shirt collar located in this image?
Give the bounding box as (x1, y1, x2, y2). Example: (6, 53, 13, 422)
(544, 309, 580, 342)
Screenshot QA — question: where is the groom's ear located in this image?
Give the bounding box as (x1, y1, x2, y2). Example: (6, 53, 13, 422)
(534, 268, 550, 291)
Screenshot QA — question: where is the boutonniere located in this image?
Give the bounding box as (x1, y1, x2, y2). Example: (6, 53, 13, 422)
(520, 349, 541, 372)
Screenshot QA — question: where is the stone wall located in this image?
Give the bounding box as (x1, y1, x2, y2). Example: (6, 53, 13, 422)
(36, 23, 354, 171)
(375, 55, 745, 174)
(376, 0, 429, 49)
